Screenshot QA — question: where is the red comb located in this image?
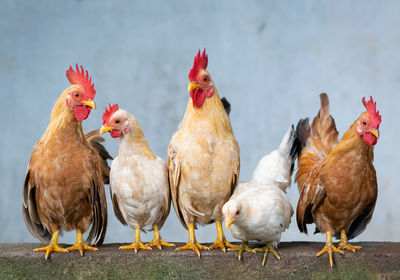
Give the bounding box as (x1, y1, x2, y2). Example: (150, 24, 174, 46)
(189, 49, 208, 82)
(103, 103, 119, 125)
(362, 96, 382, 129)
(66, 64, 96, 99)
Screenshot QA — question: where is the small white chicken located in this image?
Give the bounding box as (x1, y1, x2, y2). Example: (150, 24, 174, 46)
(100, 104, 174, 252)
(222, 125, 298, 266)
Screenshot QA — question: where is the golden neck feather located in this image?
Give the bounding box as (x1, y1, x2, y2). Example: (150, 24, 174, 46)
(36, 86, 85, 147)
(179, 88, 233, 137)
(119, 114, 156, 159)
(328, 120, 374, 161)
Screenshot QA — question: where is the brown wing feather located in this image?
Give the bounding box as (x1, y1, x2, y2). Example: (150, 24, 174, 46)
(86, 130, 112, 184)
(295, 93, 339, 233)
(296, 180, 327, 233)
(22, 169, 51, 244)
(167, 143, 187, 229)
(85, 170, 108, 246)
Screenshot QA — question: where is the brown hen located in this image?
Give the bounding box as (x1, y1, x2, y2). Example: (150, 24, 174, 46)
(296, 93, 381, 267)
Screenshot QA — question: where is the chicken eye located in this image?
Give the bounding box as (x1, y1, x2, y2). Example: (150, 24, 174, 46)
(203, 76, 208, 82)
(362, 121, 366, 126)
(235, 210, 240, 215)
(115, 119, 120, 124)
(74, 92, 80, 98)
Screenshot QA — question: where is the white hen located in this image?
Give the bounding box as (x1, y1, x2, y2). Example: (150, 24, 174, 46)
(222, 125, 298, 266)
(100, 104, 173, 252)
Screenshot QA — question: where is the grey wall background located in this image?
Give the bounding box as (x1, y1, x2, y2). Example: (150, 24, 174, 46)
(1, 0, 399, 245)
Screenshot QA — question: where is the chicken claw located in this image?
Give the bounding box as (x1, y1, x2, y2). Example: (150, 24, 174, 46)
(120, 226, 152, 253)
(337, 230, 362, 252)
(209, 221, 236, 252)
(316, 231, 343, 267)
(228, 241, 256, 261)
(147, 224, 175, 250)
(33, 231, 67, 260)
(66, 229, 98, 256)
(176, 223, 208, 257)
(255, 243, 281, 266)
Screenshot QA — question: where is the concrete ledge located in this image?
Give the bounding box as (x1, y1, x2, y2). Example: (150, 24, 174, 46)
(1, 242, 399, 279)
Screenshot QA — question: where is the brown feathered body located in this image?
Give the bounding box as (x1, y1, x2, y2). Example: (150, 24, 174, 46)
(23, 90, 110, 245)
(168, 89, 240, 228)
(296, 94, 378, 240)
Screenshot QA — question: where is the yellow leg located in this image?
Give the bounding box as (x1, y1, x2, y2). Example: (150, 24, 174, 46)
(228, 241, 256, 261)
(209, 221, 235, 252)
(33, 231, 67, 260)
(176, 223, 209, 257)
(119, 226, 152, 253)
(255, 243, 281, 266)
(338, 230, 362, 252)
(316, 231, 344, 267)
(147, 224, 175, 250)
(66, 229, 98, 256)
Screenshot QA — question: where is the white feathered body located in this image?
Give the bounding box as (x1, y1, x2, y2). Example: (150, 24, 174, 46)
(110, 114, 170, 231)
(223, 125, 297, 247)
(229, 183, 292, 247)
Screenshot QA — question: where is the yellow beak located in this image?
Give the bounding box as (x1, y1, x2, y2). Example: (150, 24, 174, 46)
(100, 125, 112, 135)
(81, 99, 96, 109)
(370, 129, 379, 138)
(188, 82, 200, 92)
(225, 218, 234, 230)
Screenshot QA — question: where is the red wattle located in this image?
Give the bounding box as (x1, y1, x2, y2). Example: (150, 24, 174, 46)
(110, 129, 122, 138)
(363, 133, 377, 146)
(74, 105, 92, 121)
(191, 88, 206, 108)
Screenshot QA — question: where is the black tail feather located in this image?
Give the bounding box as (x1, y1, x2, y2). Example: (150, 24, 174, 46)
(220, 97, 231, 116)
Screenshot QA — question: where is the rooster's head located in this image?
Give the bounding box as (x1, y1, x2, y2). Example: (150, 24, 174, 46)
(65, 64, 96, 121)
(356, 96, 382, 145)
(188, 49, 215, 108)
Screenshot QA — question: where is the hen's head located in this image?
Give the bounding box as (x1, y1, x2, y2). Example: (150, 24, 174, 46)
(100, 104, 131, 138)
(65, 65, 96, 121)
(188, 49, 215, 108)
(222, 200, 241, 230)
(356, 96, 382, 145)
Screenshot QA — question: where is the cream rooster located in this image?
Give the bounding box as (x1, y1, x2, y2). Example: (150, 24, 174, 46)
(100, 104, 174, 252)
(222, 125, 298, 266)
(168, 49, 240, 256)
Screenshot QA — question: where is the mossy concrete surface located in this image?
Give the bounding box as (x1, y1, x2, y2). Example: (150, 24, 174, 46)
(1, 242, 399, 279)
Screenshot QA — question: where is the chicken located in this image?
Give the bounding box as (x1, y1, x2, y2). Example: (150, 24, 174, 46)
(22, 65, 110, 259)
(222, 125, 297, 266)
(296, 93, 381, 267)
(100, 104, 174, 252)
(167, 49, 240, 256)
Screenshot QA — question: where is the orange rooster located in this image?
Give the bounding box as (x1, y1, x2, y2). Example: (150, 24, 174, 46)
(296, 93, 381, 267)
(22, 65, 110, 259)
(168, 49, 240, 256)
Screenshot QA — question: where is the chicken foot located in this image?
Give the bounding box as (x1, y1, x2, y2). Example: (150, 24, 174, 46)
(33, 230, 68, 260)
(120, 226, 152, 253)
(228, 241, 256, 261)
(316, 231, 344, 267)
(255, 242, 281, 266)
(176, 223, 208, 257)
(147, 224, 175, 250)
(338, 229, 362, 252)
(209, 221, 236, 252)
(67, 229, 98, 256)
